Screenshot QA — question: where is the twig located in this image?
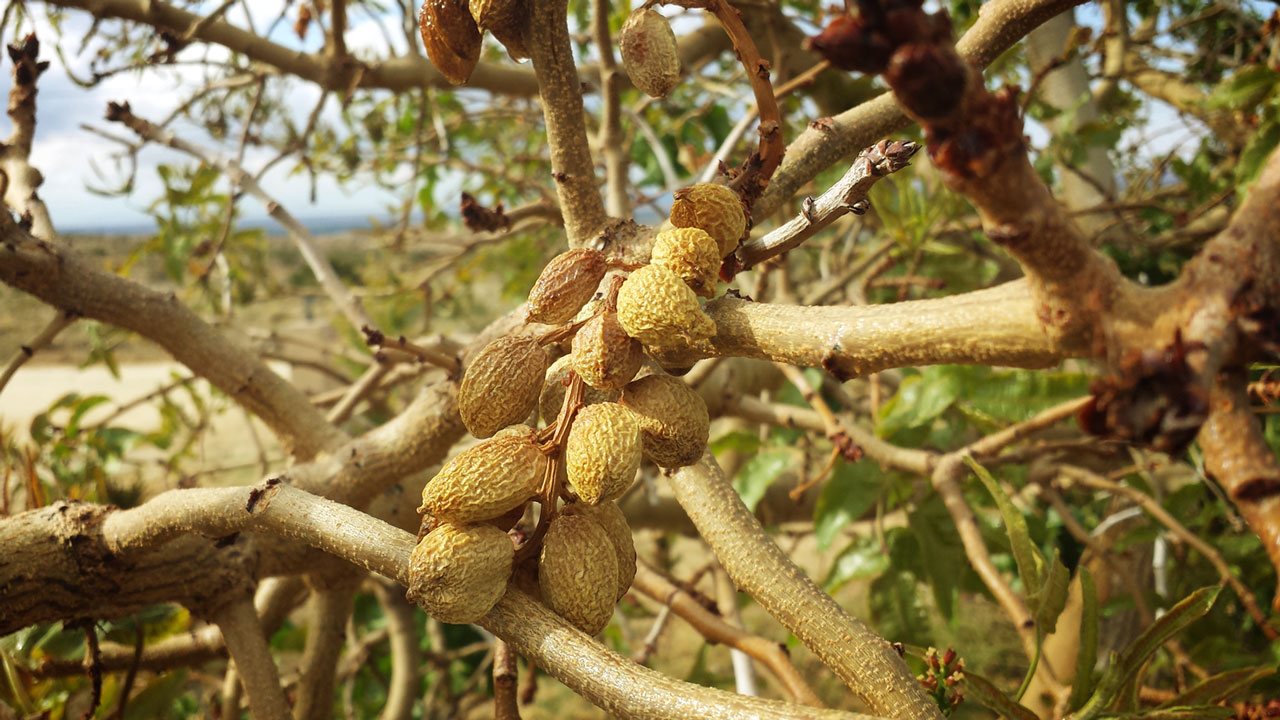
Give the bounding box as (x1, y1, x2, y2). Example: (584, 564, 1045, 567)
(293, 577, 360, 720)
(631, 604, 673, 664)
(110, 620, 145, 720)
(714, 565, 759, 698)
(212, 596, 291, 720)
(361, 326, 461, 376)
(0, 310, 74, 400)
(374, 581, 419, 720)
(773, 362, 862, 464)
(592, 0, 628, 217)
(494, 639, 522, 720)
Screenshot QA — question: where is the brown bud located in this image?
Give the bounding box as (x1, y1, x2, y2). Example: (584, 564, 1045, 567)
(407, 522, 514, 624)
(539, 354, 618, 425)
(669, 183, 746, 258)
(460, 335, 549, 438)
(562, 502, 636, 601)
(620, 373, 709, 468)
(650, 227, 720, 298)
(572, 310, 644, 391)
(469, 0, 530, 60)
(618, 9, 681, 99)
(420, 0, 482, 86)
(420, 425, 545, 523)
(565, 402, 642, 504)
(539, 512, 618, 634)
(526, 249, 607, 325)
(616, 264, 716, 347)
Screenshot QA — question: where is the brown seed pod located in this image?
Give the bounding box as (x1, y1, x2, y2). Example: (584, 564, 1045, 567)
(565, 402, 642, 504)
(562, 502, 636, 601)
(571, 310, 644, 391)
(407, 522, 514, 624)
(620, 373, 709, 468)
(420, 0, 482, 86)
(469, 0, 530, 60)
(526, 249, 607, 325)
(419, 424, 545, 524)
(459, 334, 549, 438)
(616, 264, 716, 347)
(618, 8, 681, 99)
(539, 354, 619, 425)
(669, 183, 746, 258)
(539, 512, 618, 635)
(650, 227, 720, 298)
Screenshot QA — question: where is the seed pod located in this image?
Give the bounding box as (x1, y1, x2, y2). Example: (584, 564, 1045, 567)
(407, 522, 513, 624)
(562, 502, 636, 601)
(565, 402, 641, 504)
(618, 9, 681, 99)
(650, 227, 720, 298)
(539, 512, 618, 634)
(571, 310, 644, 391)
(420, 425, 545, 524)
(469, 0, 530, 60)
(420, 0, 482, 86)
(620, 373, 709, 468)
(539, 354, 619, 425)
(669, 183, 746, 258)
(526, 249, 607, 325)
(616, 264, 716, 347)
(460, 335, 549, 438)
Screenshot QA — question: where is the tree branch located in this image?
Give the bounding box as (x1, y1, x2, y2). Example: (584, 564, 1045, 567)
(212, 596, 292, 720)
(592, 0, 628, 217)
(1, 33, 55, 241)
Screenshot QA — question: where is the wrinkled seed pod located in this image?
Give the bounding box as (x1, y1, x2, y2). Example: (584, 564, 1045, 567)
(526, 249, 607, 325)
(420, 425, 545, 524)
(565, 402, 641, 504)
(468, 0, 529, 59)
(562, 502, 636, 601)
(460, 335, 549, 438)
(650, 227, 720, 298)
(620, 373, 710, 468)
(407, 523, 513, 624)
(571, 310, 644, 391)
(419, 0, 482, 86)
(539, 354, 619, 425)
(616, 264, 716, 347)
(618, 9, 681, 99)
(539, 513, 619, 635)
(669, 183, 746, 258)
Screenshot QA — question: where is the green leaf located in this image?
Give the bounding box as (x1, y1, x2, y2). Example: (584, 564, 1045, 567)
(814, 459, 883, 550)
(824, 536, 891, 592)
(1235, 120, 1280, 188)
(868, 568, 931, 647)
(1029, 551, 1071, 634)
(1208, 65, 1280, 109)
(710, 430, 761, 457)
(963, 669, 1041, 720)
(122, 669, 189, 720)
(907, 495, 969, 621)
(1159, 667, 1274, 708)
(1070, 567, 1100, 711)
(965, 456, 1045, 593)
(65, 395, 112, 438)
(878, 367, 965, 435)
(1099, 706, 1236, 720)
(732, 450, 795, 512)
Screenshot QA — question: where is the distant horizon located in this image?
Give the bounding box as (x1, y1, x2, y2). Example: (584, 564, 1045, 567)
(58, 212, 400, 237)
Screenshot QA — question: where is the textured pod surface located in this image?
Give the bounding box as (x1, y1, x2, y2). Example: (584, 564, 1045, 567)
(565, 402, 642, 504)
(669, 183, 746, 258)
(562, 502, 636, 601)
(618, 9, 681, 99)
(539, 354, 618, 425)
(616, 264, 716, 347)
(408, 523, 513, 624)
(420, 425, 545, 523)
(650, 227, 720, 298)
(620, 373, 710, 468)
(419, 0, 482, 86)
(469, 0, 529, 59)
(526, 249, 607, 325)
(460, 335, 549, 438)
(571, 310, 644, 391)
(539, 513, 618, 635)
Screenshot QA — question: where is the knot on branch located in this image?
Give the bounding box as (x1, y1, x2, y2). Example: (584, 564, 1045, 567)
(1078, 333, 1209, 454)
(7, 33, 50, 85)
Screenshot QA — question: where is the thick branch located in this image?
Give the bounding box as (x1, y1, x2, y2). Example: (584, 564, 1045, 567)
(1, 34, 54, 241)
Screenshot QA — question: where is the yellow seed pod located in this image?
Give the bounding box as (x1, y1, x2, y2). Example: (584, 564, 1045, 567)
(565, 402, 641, 505)
(539, 354, 618, 425)
(539, 512, 619, 635)
(469, 0, 529, 60)
(650, 227, 720, 298)
(620, 373, 710, 468)
(459, 335, 549, 438)
(669, 183, 746, 258)
(618, 8, 681, 99)
(616, 264, 716, 347)
(419, 425, 545, 524)
(526, 249, 607, 325)
(562, 502, 636, 601)
(571, 310, 644, 391)
(407, 522, 513, 624)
